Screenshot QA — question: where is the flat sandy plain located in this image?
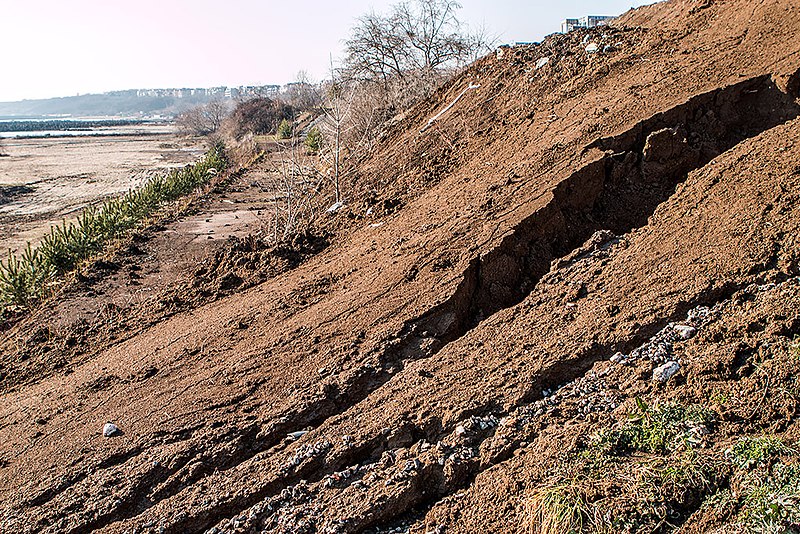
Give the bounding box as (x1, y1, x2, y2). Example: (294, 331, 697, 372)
(0, 128, 205, 254)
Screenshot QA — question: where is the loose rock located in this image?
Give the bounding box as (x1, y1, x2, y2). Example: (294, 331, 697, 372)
(102, 422, 119, 437)
(653, 361, 680, 383)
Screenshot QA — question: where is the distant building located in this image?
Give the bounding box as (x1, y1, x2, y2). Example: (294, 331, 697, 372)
(561, 15, 614, 33)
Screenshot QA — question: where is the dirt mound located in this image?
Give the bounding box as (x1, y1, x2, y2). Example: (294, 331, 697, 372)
(1, 0, 800, 532)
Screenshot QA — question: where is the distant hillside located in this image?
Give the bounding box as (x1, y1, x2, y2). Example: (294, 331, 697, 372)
(0, 86, 280, 118)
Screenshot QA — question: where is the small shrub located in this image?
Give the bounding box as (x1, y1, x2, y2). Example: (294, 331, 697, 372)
(277, 118, 293, 139)
(305, 126, 323, 153)
(729, 436, 791, 470)
(709, 389, 729, 406)
(737, 462, 800, 532)
(591, 398, 716, 455)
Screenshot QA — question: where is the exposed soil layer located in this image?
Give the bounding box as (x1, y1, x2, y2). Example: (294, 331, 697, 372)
(1, 0, 800, 533)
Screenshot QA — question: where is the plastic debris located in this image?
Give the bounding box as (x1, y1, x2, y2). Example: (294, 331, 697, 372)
(420, 83, 480, 133)
(326, 202, 344, 214)
(286, 430, 309, 441)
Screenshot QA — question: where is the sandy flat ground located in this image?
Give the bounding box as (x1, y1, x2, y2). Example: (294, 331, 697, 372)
(0, 129, 205, 254)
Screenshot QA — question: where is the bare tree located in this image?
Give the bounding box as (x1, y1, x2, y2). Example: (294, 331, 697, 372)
(318, 61, 358, 204)
(284, 71, 322, 111)
(204, 98, 228, 133)
(343, 0, 492, 101)
(176, 98, 229, 136)
(223, 97, 294, 139)
(267, 139, 320, 241)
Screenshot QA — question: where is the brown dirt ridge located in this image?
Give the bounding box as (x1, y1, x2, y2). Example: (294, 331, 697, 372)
(2, 0, 800, 532)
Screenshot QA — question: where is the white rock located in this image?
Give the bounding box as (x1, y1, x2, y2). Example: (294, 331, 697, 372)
(287, 430, 309, 441)
(610, 352, 628, 365)
(535, 57, 550, 69)
(585, 43, 599, 54)
(102, 422, 119, 437)
(673, 324, 697, 340)
(653, 361, 680, 383)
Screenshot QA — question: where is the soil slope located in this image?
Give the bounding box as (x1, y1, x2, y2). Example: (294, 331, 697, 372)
(2, 0, 800, 532)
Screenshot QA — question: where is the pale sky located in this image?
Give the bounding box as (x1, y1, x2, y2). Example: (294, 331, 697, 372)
(0, 0, 654, 102)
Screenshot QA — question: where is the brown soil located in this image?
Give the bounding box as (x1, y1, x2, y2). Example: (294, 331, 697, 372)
(1, 0, 800, 532)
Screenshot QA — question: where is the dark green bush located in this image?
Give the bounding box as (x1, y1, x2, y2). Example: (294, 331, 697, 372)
(305, 126, 323, 153)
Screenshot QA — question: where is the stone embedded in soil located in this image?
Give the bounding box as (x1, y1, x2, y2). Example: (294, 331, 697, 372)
(610, 352, 628, 365)
(652, 361, 680, 383)
(672, 324, 697, 340)
(102, 422, 119, 437)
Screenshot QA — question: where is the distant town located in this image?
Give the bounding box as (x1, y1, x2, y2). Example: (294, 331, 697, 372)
(132, 85, 282, 100)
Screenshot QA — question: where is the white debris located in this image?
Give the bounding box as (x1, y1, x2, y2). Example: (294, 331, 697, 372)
(287, 430, 309, 441)
(420, 82, 480, 133)
(102, 422, 119, 437)
(585, 43, 599, 54)
(672, 324, 697, 340)
(326, 202, 344, 214)
(535, 57, 550, 69)
(653, 361, 680, 383)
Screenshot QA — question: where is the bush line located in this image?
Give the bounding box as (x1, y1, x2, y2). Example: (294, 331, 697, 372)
(0, 143, 227, 310)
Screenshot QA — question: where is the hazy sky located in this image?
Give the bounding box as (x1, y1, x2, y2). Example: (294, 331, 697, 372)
(1, 0, 654, 102)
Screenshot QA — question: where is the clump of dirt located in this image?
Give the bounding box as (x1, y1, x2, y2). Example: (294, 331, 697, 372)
(193, 228, 329, 297)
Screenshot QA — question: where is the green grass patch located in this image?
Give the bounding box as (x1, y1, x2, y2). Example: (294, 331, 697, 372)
(526, 484, 588, 534)
(590, 398, 716, 455)
(729, 436, 793, 470)
(0, 143, 227, 310)
(736, 460, 800, 532)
